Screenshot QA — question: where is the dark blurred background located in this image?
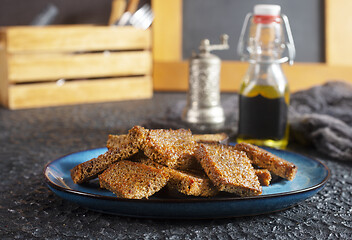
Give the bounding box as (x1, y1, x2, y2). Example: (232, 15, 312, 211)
(0, 0, 112, 26)
(0, 0, 324, 62)
(183, 0, 325, 62)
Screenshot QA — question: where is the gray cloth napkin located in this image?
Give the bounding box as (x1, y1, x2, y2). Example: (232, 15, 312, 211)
(144, 81, 352, 161)
(289, 81, 352, 161)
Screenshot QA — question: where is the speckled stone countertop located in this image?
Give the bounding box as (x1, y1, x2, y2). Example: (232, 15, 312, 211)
(0, 92, 351, 239)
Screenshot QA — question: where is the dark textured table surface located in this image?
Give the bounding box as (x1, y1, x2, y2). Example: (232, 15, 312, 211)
(1, 92, 351, 239)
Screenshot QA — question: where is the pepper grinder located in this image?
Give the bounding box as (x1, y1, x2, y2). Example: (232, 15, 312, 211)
(182, 34, 229, 130)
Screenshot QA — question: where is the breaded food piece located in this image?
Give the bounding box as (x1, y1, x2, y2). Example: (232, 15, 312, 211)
(193, 133, 229, 144)
(141, 128, 199, 170)
(71, 143, 138, 184)
(106, 134, 128, 149)
(140, 158, 218, 197)
(98, 160, 169, 199)
(254, 169, 272, 186)
(194, 144, 262, 197)
(234, 142, 297, 181)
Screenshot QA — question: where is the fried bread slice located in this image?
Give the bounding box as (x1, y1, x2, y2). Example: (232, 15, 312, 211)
(234, 142, 297, 181)
(106, 134, 128, 149)
(254, 169, 272, 186)
(194, 144, 262, 197)
(128, 125, 150, 150)
(98, 160, 169, 199)
(71, 131, 138, 184)
(167, 169, 219, 197)
(138, 127, 199, 170)
(140, 158, 218, 197)
(71, 145, 138, 184)
(193, 133, 229, 144)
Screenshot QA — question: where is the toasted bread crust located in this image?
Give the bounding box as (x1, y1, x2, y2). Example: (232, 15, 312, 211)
(194, 144, 262, 197)
(98, 160, 169, 199)
(141, 128, 199, 170)
(254, 169, 272, 186)
(71, 146, 138, 184)
(234, 143, 297, 181)
(128, 125, 149, 150)
(193, 133, 229, 144)
(140, 158, 218, 197)
(71, 127, 149, 184)
(167, 168, 218, 197)
(106, 134, 128, 149)
(71, 137, 138, 184)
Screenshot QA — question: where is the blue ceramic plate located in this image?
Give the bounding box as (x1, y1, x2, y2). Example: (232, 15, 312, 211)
(44, 146, 330, 219)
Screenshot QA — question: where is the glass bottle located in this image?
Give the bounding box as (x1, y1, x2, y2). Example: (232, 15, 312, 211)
(237, 4, 295, 149)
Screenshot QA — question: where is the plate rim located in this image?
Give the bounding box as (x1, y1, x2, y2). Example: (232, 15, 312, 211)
(44, 147, 331, 203)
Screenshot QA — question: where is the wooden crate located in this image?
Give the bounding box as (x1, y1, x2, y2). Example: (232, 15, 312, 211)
(0, 25, 153, 109)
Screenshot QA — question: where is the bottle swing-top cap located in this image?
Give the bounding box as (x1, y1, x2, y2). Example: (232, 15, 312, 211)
(254, 4, 281, 16)
(253, 4, 281, 24)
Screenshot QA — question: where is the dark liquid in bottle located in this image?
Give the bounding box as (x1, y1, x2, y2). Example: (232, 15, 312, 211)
(238, 94, 288, 140)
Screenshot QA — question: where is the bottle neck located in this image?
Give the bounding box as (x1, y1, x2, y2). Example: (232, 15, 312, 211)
(248, 17, 284, 63)
(247, 61, 286, 84)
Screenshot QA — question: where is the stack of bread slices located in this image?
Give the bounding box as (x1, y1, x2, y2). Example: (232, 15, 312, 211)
(71, 126, 297, 199)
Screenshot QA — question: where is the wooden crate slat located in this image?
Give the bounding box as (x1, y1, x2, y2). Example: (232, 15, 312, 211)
(5, 26, 151, 53)
(8, 76, 153, 109)
(8, 51, 152, 82)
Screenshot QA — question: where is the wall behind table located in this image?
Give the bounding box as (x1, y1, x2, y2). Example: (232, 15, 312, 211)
(183, 0, 324, 63)
(0, 0, 113, 26)
(0, 0, 324, 63)
(0, 0, 149, 26)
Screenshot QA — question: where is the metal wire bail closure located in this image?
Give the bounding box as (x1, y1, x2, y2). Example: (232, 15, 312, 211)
(237, 13, 296, 65)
